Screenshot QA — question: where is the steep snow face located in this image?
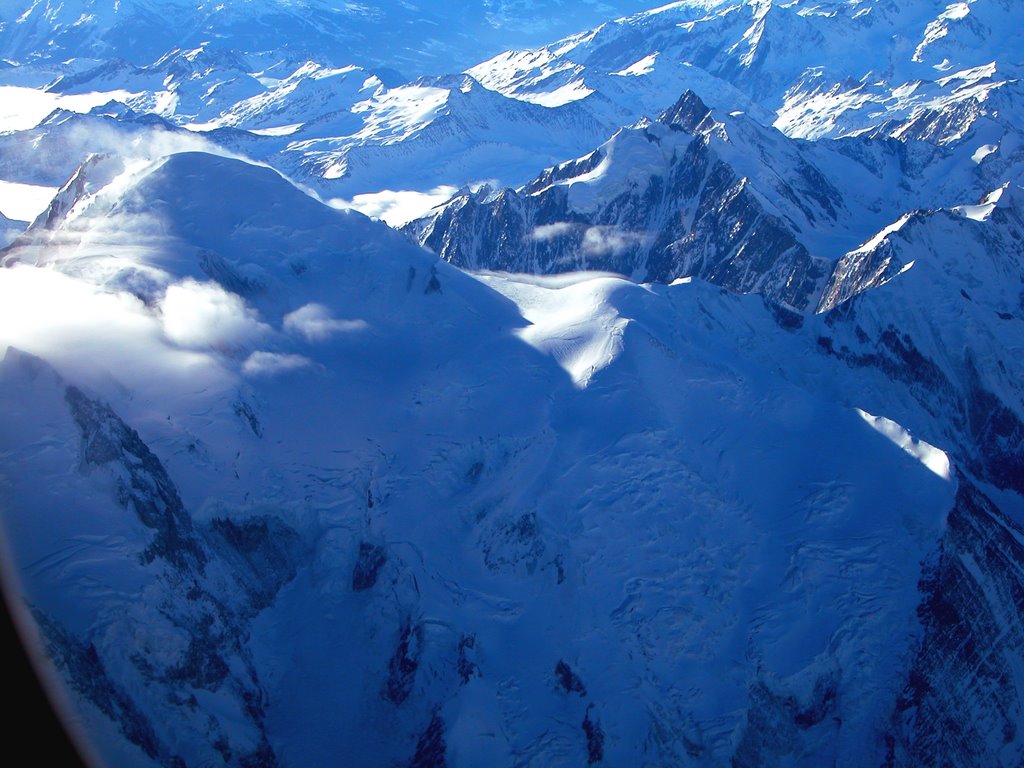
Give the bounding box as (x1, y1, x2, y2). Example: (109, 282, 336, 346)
(473, 271, 632, 388)
(3, 150, 510, 334)
(187, 61, 379, 133)
(3, 150, 1019, 767)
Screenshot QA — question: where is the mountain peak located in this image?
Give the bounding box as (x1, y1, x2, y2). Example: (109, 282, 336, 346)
(658, 89, 714, 133)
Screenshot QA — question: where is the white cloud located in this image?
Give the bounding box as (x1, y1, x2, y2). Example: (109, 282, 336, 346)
(0, 264, 229, 393)
(160, 279, 267, 350)
(581, 225, 644, 257)
(242, 351, 313, 376)
(331, 185, 457, 227)
(0, 180, 56, 223)
(283, 303, 369, 342)
(0, 85, 141, 133)
(530, 222, 577, 241)
(528, 223, 645, 256)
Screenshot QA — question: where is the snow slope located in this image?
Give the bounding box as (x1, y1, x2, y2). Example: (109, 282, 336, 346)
(2, 150, 1020, 767)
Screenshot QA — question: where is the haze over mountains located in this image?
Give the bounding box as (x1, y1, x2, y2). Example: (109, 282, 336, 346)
(0, 0, 662, 77)
(0, 2, 1022, 767)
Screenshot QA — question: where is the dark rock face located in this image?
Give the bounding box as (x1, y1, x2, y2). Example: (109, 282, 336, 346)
(888, 477, 1024, 767)
(167, 613, 231, 690)
(233, 399, 263, 438)
(814, 195, 1024, 498)
(765, 296, 804, 330)
(964, 357, 1024, 494)
(659, 90, 717, 135)
(206, 516, 309, 614)
(424, 265, 442, 295)
(198, 249, 267, 296)
(385, 621, 424, 706)
(409, 184, 584, 276)
(870, 97, 989, 146)
(649, 144, 828, 309)
(352, 541, 388, 591)
(31, 153, 119, 232)
(816, 235, 908, 313)
(409, 712, 447, 768)
(19, 370, 313, 767)
(794, 676, 840, 730)
(582, 706, 605, 765)
(555, 660, 587, 697)
(38, 571, 285, 768)
(522, 149, 606, 195)
(456, 634, 479, 684)
(406, 90, 835, 310)
(36, 611, 169, 764)
(816, 325, 957, 412)
(238, 740, 278, 768)
(816, 321, 1024, 496)
(732, 675, 840, 766)
(482, 511, 547, 575)
(65, 385, 205, 571)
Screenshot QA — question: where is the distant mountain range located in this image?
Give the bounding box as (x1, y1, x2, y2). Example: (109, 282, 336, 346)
(0, 0, 659, 76)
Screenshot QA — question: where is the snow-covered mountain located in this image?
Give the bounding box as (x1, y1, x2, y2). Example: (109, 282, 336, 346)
(3, 147, 1022, 767)
(0, 2, 1022, 767)
(467, 0, 1024, 139)
(271, 73, 616, 204)
(406, 91, 835, 308)
(0, 0, 660, 77)
(0, 57, 623, 225)
(406, 86, 1016, 308)
(3, 0, 1020, 228)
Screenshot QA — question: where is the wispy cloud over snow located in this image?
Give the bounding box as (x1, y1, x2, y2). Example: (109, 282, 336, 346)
(283, 303, 369, 342)
(0, 264, 228, 392)
(242, 351, 314, 376)
(0, 86, 139, 133)
(528, 222, 646, 257)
